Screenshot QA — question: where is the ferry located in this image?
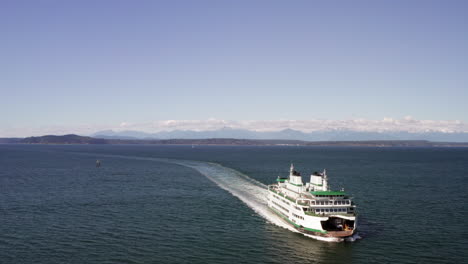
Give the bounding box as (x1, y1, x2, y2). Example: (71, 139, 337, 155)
(267, 164, 357, 238)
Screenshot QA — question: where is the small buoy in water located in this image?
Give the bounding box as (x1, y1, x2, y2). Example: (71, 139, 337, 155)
(96, 160, 101, 167)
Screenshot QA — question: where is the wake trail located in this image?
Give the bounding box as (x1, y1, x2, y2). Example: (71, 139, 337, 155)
(173, 160, 298, 233)
(73, 152, 297, 232)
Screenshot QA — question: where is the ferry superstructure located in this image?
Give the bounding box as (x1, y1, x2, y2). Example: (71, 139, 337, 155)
(267, 164, 357, 238)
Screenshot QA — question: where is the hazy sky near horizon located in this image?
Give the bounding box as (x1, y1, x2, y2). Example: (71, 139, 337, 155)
(1, 0, 468, 135)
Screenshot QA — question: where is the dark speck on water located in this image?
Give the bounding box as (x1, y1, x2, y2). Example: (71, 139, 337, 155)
(0, 145, 467, 264)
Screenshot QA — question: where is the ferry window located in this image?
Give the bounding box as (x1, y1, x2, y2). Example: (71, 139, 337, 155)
(311, 201, 315, 205)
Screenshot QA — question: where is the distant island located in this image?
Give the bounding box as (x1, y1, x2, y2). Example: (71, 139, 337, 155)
(1, 134, 468, 147)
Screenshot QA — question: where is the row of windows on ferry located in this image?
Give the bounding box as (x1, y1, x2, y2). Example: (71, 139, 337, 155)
(272, 200, 289, 213)
(273, 194, 291, 206)
(315, 208, 350, 213)
(292, 213, 304, 220)
(311, 200, 351, 205)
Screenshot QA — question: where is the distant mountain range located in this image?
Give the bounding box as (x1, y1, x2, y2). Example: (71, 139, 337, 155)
(3, 134, 468, 147)
(20, 134, 107, 144)
(92, 128, 468, 142)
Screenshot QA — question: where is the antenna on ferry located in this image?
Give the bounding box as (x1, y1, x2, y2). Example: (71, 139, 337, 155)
(290, 163, 294, 175)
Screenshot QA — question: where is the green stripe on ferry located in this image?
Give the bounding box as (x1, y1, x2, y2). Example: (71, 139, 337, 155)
(311, 191, 347, 196)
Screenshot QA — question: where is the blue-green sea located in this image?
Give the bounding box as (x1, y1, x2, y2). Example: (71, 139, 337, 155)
(1, 145, 467, 263)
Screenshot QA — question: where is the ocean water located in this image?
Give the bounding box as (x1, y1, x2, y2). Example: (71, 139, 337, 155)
(0, 145, 467, 263)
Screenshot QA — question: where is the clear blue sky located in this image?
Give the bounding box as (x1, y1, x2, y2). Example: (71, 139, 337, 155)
(1, 0, 467, 130)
